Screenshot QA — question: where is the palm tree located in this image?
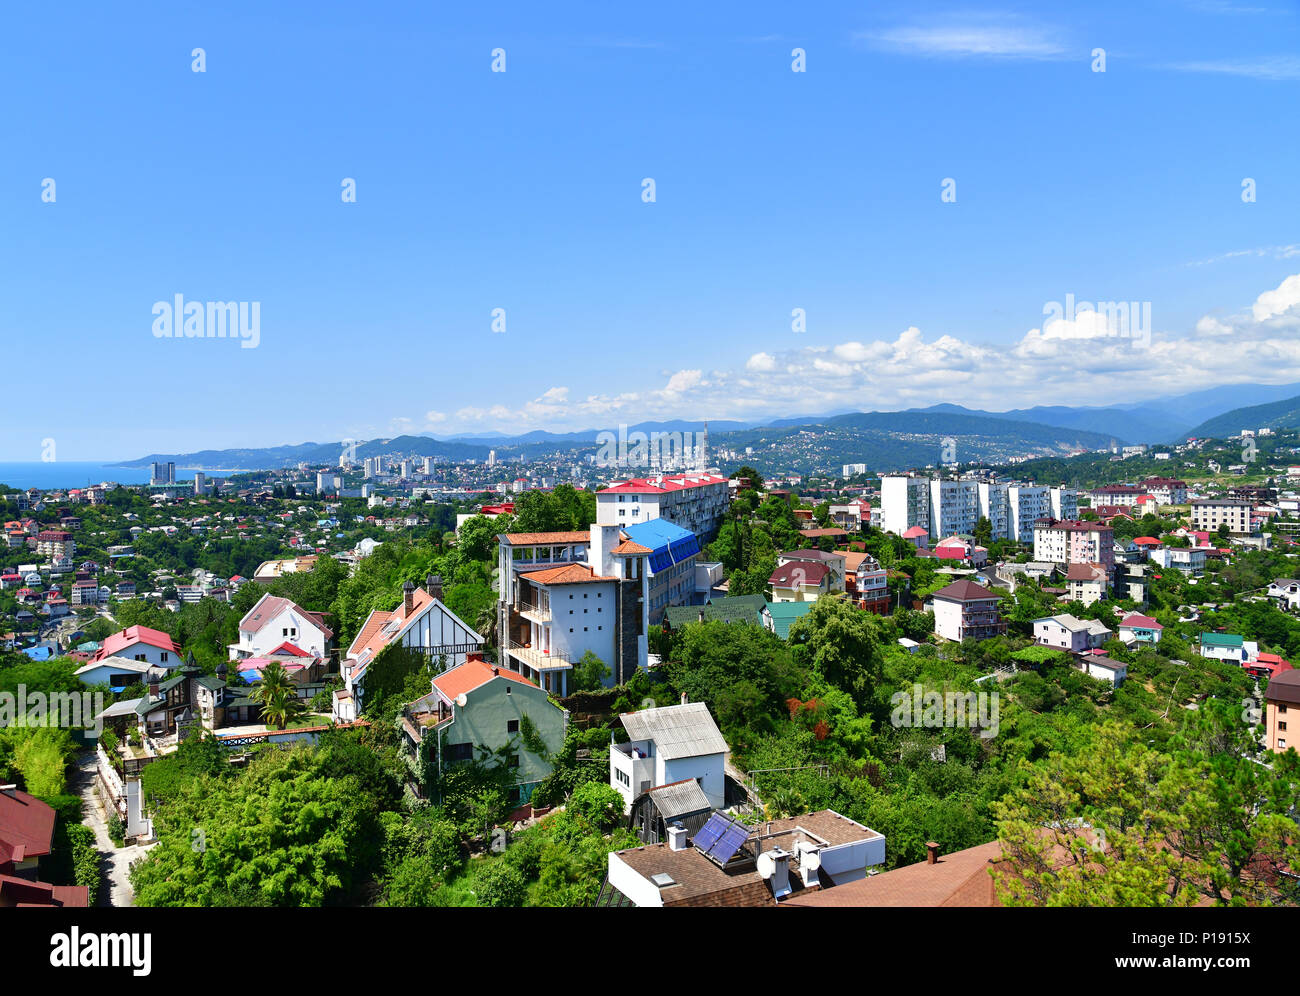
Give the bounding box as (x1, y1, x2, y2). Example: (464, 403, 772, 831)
(248, 660, 305, 730)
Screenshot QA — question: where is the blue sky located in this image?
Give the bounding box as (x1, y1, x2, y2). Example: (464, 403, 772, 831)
(2, 0, 1298, 459)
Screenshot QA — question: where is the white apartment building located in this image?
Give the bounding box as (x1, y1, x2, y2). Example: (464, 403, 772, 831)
(881, 476, 1076, 543)
(497, 525, 650, 691)
(1190, 500, 1252, 535)
(842, 463, 867, 477)
(596, 473, 730, 540)
(880, 476, 930, 537)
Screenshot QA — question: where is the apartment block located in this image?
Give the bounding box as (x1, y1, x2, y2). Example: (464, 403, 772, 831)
(1190, 500, 1252, 535)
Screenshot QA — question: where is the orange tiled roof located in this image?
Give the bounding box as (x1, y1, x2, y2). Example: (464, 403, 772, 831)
(501, 531, 589, 545)
(434, 658, 538, 700)
(611, 540, 653, 555)
(519, 563, 617, 585)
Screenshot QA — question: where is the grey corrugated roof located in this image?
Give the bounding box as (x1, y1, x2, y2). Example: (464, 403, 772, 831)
(620, 702, 728, 760)
(647, 779, 712, 820)
(95, 697, 144, 721)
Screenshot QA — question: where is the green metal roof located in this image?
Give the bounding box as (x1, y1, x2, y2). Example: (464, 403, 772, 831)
(662, 595, 764, 629)
(763, 600, 815, 639)
(1200, 632, 1243, 647)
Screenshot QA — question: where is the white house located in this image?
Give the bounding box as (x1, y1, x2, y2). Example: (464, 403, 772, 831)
(1149, 547, 1207, 575)
(87, 626, 180, 669)
(229, 593, 334, 660)
(1033, 614, 1113, 653)
(1076, 654, 1128, 688)
(337, 575, 482, 720)
(611, 700, 729, 814)
(1268, 578, 1300, 611)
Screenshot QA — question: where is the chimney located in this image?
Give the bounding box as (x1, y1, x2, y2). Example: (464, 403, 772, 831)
(426, 574, 443, 601)
(667, 824, 689, 851)
(680, 692, 688, 705)
(0, 784, 17, 798)
(402, 580, 415, 615)
(149, 679, 159, 697)
(467, 651, 482, 664)
(926, 841, 940, 865)
(492, 666, 499, 676)
(697, 608, 705, 624)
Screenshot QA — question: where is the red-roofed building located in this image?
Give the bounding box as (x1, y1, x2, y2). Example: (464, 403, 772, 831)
(596, 472, 729, 539)
(1118, 613, 1163, 645)
(768, 560, 833, 602)
(229, 592, 333, 661)
(0, 786, 90, 908)
(91, 625, 179, 668)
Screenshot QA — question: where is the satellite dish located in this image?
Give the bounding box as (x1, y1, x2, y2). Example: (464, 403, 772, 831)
(756, 851, 775, 880)
(801, 846, 821, 872)
(456, 693, 467, 707)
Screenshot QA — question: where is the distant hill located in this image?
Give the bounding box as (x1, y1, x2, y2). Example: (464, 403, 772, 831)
(1181, 395, 1300, 441)
(908, 404, 1188, 445)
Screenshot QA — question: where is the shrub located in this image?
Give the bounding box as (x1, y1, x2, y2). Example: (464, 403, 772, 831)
(474, 862, 526, 907)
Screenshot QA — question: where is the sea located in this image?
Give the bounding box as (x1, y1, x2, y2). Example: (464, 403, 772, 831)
(0, 462, 213, 491)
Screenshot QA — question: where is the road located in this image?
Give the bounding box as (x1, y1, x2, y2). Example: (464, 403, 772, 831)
(71, 751, 151, 906)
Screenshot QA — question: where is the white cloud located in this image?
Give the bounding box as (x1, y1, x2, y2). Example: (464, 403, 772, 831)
(663, 369, 703, 394)
(1169, 55, 1300, 80)
(862, 20, 1066, 60)
(1252, 273, 1300, 321)
(409, 272, 1300, 433)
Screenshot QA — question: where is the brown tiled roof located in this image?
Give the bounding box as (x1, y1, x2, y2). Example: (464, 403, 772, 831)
(1265, 669, 1300, 706)
(781, 841, 1003, 907)
(614, 845, 775, 908)
(932, 579, 998, 602)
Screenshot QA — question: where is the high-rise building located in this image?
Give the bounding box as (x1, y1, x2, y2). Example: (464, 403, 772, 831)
(193, 472, 206, 495)
(881, 475, 1078, 544)
(150, 461, 176, 486)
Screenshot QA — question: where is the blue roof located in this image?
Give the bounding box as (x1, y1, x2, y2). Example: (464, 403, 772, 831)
(623, 519, 700, 574)
(20, 646, 53, 661)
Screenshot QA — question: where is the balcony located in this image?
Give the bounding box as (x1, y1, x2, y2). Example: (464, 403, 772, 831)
(517, 598, 551, 624)
(506, 640, 574, 673)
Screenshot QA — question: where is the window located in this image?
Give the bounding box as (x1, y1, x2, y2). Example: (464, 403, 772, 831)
(615, 768, 630, 787)
(1281, 722, 1288, 732)
(446, 742, 474, 763)
(161, 652, 169, 662)
(505, 686, 511, 695)
(507, 719, 519, 734)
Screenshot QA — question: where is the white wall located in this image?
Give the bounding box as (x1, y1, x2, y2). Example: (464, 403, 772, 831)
(662, 752, 726, 811)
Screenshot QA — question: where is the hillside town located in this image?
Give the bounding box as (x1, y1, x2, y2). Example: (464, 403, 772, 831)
(4, 417, 1300, 910)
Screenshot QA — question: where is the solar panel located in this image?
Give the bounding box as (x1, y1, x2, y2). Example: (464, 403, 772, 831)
(709, 818, 751, 865)
(692, 812, 729, 853)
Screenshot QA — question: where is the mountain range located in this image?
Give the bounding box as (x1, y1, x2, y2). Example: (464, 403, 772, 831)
(117, 382, 1300, 473)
